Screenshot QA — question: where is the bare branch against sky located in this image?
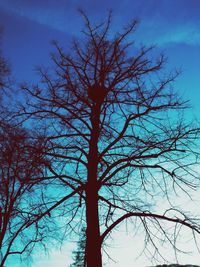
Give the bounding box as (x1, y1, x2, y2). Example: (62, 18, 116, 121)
(0, 2, 200, 267)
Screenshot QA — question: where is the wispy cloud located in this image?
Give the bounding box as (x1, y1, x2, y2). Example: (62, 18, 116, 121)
(0, 1, 80, 33)
(156, 23, 200, 46)
(1, 0, 200, 47)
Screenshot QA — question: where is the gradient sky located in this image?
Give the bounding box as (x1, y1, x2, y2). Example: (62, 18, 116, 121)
(0, 0, 200, 266)
(0, 0, 200, 111)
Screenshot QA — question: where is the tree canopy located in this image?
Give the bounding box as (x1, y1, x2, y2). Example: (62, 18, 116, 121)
(2, 12, 200, 267)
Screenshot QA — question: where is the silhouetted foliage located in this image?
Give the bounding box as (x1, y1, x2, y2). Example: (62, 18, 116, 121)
(16, 12, 200, 267)
(70, 227, 86, 267)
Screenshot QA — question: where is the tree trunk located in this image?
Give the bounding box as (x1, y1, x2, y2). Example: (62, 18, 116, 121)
(85, 186, 102, 267)
(85, 102, 102, 267)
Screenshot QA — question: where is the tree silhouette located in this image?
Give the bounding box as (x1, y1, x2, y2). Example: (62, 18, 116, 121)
(0, 122, 49, 267)
(70, 227, 86, 267)
(0, 32, 53, 266)
(18, 12, 200, 267)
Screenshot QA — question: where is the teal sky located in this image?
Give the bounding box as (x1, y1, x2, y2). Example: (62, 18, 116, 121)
(0, 1, 200, 266)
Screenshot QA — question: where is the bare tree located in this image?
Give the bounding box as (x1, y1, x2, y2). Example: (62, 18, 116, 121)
(17, 12, 200, 267)
(0, 30, 54, 267)
(0, 122, 51, 267)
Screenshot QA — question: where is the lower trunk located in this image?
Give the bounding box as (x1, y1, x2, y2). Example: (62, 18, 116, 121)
(85, 186, 102, 267)
(85, 101, 102, 266)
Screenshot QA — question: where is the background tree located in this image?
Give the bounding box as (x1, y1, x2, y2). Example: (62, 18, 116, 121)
(18, 12, 200, 267)
(70, 227, 86, 267)
(0, 122, 50, 267)
(0, 30, 55, 267)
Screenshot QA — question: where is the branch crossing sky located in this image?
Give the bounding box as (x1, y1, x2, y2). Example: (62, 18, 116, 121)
(0, 0, 200, 111)
(0, 1, 200, 266)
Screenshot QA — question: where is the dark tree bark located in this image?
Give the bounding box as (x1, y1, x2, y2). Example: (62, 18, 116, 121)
(16, 12, 200, 267)
(86, 100, 104, 266)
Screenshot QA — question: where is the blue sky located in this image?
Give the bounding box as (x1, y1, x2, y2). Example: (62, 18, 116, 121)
(0, 0, 200, 266)
(0, 0, 200, 110)
(1, 0, 200, 44)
